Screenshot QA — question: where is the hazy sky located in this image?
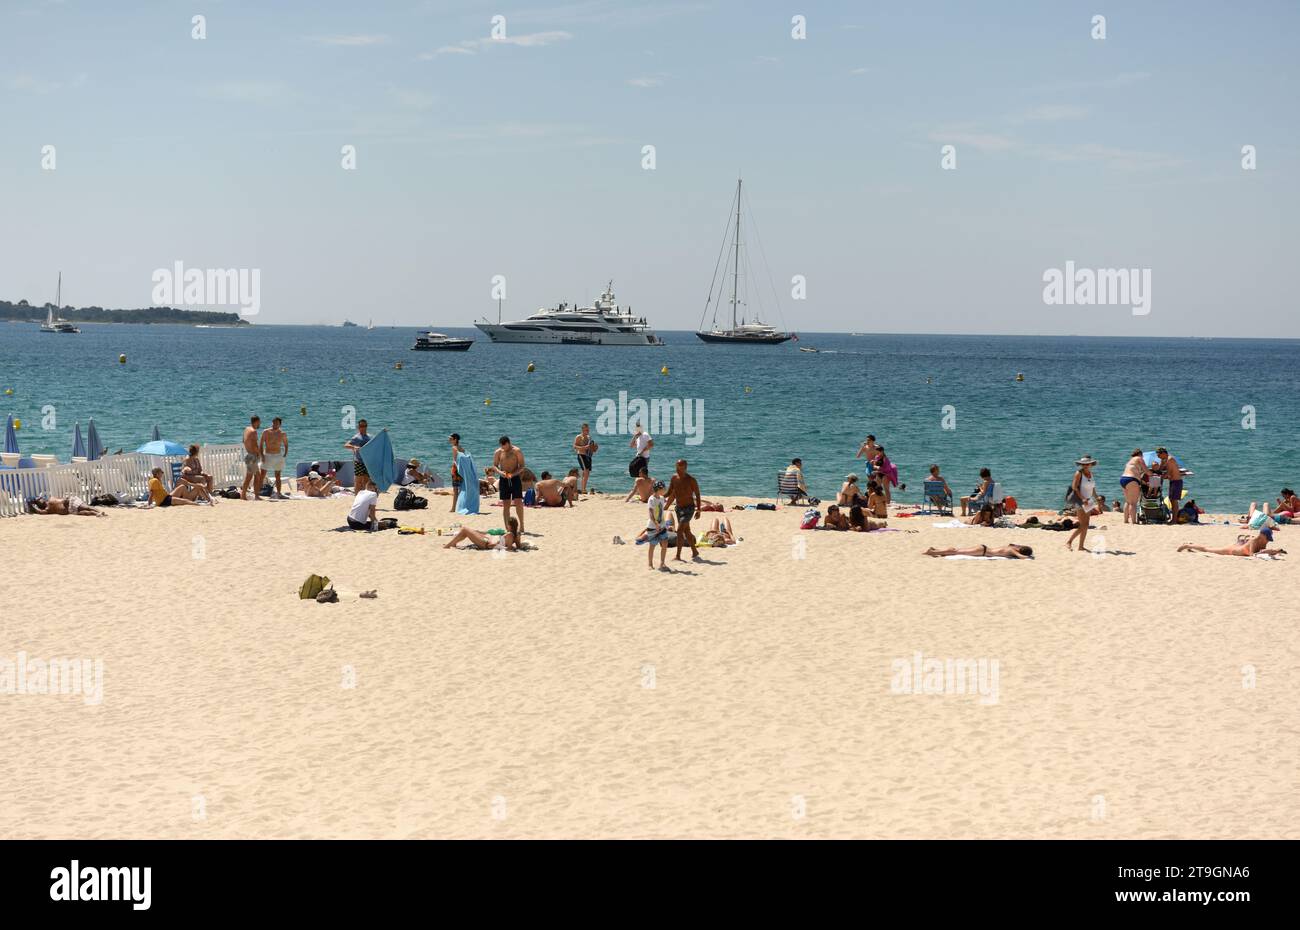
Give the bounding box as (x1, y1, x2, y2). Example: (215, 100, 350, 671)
(2, 0, 1297, 336)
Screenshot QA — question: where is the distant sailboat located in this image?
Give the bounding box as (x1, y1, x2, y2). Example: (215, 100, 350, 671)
(39, 273, 80, 333)
(367, 318, 374, 331)
(696, 179, 793, 345)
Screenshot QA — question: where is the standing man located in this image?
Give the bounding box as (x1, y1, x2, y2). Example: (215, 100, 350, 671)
(344, 419, 372, 492)
(628, 423, 653, 479)
(666, 458, 701, 562)
(855, 434, 879, 477)
(240, 415, 263, 501)
(260, 416, 289, 499)
(449, 433, 465, 512)
(1155, 447, 1184, 524)
(493, 435, 526, 536)
(573, 423, 598, 494)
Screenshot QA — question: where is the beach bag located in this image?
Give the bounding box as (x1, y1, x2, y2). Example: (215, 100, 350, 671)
(756, 502, 777, 511)
(800, 508, 821, 529)
(220, 486, 241, 499)
(393, 487, 427, 511)
(299, 574, 331, 600)
(377, 517, 399, 531)
(1064, 486, 1083, 509)
(90, 494, 118, 507)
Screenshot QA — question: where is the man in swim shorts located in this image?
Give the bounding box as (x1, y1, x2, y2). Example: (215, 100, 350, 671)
(493, 435, 526, 535)
(573, 422, 597, 494)
(345, 419, 372, 492)
(260, 416, 289, 498)
(1156, 447, 1183, 525)
(666, 458, 701, 561)
(241, 415, 263, 501)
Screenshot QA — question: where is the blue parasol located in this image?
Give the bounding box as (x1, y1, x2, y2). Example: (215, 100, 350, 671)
(1143, 450, 1188, 470)
(85, 419, 103, 461)
(136, 440, 188, 456)
(71, 423, 86, 458)
(357, 428, 397, 492)
(3, 415, 18, 455)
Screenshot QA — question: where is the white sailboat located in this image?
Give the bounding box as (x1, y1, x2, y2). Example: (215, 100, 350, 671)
(696, 179, 793, 345)
(39, 273, 80, 333)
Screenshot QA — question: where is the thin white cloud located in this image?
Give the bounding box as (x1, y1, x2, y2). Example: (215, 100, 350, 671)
(929, 130, 1017, 153)
(849, 67, 869, 75)
(1012, 104, 1090, 123)
(627, 77, 662, 87)
(419, 30, 573, 58)
(7, 72, 86, 93)
(305, 34, 392, 47)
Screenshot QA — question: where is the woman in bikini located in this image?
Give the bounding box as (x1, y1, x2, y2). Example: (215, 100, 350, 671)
(1119, 449, 1148, 524)
(443, 517, 522, 551)
(923, 544, 1034, 559)
(701, 517, 736, 547)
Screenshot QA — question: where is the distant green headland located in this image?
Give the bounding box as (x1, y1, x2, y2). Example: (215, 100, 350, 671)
(0, 299, 251, 326)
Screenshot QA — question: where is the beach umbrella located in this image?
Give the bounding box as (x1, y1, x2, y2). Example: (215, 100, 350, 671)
(85, 419, 102, 461)
(3, 416, 18, 455)
(151, 424, 161, 442)
(135, 440, 188, 456)
(71, 423, 86, 459)
(357, 429, 397, 492)
(1143, 451, 1188, 470)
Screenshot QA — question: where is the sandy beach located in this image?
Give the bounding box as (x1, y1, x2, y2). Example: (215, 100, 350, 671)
(1, 491, 1295, 840)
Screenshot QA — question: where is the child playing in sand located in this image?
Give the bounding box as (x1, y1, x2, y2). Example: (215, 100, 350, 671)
(645, 481, 673, 570)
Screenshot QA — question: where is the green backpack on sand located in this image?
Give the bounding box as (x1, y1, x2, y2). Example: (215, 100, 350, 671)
(299, 574, 331, 600)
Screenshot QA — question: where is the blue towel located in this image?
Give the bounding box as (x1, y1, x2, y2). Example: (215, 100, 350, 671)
(455, 451, 479, 514)
(358, 429, 397, 491)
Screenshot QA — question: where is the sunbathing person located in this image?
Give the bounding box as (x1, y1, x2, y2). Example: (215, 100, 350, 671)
(701, 517, 736, 547)
(823, 504, 850, 530)
(302, 470, 339, 497)
(625, 466, 654, 503)
(179, 445, 215, 496)
(443, 518, 522, 551)
(838, 474, 868, 507)
(535, 471, 578, 507)
(148, 467, 199, 507)
(29, 496, 105, 517)
(924, 544, 1034, 559)
(1274, 488, 1300, 518)
(866, 481, 888, 519)
(848, 504, 885, 532)
(403, 459, 432, 485)
(1178, 528, 1285, 558)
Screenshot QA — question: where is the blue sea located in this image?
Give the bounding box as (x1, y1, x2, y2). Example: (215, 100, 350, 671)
(2, 323, 1296, 511)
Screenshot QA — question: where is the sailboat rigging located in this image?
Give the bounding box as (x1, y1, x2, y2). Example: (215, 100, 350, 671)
(695, 179, 793, 345)
(40, 272, 80, 333)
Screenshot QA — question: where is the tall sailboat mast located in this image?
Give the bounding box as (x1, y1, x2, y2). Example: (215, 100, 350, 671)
(731, 179, 741, 329)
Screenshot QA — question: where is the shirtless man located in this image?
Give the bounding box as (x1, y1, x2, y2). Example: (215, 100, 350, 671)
(624, 466, 653, 503)
(1179, 528, 1285, 558)
(535, 471, 578, 507)
(260, 416, 289, 498)
(240, 415, 263, 501)
(1155, 447, 1183, 525)
(855, 434, 879, 478)
(573, 423, 598, 494)
(30, 496, 105, 516)
(492, 435, 526, 535)
(666, 458, 701, 561)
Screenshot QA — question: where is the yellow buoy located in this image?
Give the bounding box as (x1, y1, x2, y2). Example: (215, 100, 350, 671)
(118, 354, 127, 364)
(339, 377, 346, 384)
(660, 365, 669, 376)
(12, 419, 20, 430)
(300, 405, 307, 417)
(484, 397, 491, 406)
(395, 361, 403, 370)
(1016, 373, 1025, 382)
(744, 386, 752, 393)
(527, 362, 535, 372)
(280, 367, 287, 373)
(3, 388, 11, 395)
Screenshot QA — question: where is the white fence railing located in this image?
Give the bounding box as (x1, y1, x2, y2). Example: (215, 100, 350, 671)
(0, 443, 248, 518)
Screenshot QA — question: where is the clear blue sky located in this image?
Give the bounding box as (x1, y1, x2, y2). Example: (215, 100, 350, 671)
(2, 0, 1296, 335)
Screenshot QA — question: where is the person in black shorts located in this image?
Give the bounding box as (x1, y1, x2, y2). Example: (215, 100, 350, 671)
(449, 433, 464, 512)
(573, 423, 597, 494)
(666, 458, 701, 561)
(493, 435, 526, 536)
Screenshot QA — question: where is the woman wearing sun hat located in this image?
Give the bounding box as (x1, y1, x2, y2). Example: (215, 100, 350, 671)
(1066, 455, 1099, 553)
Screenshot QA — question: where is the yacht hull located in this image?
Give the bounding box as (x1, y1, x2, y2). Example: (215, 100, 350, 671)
(695, 330, 793, 345)
(476, 323, 661, 346)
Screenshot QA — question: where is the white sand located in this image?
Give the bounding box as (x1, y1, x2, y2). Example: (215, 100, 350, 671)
(1, 494, 1295, 838)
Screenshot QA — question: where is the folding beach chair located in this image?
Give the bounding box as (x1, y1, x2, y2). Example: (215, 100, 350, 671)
(777, 470, 815, 506)
(920, 479, 953, 515)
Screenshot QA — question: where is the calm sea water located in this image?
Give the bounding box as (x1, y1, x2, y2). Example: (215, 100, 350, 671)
(2, 323, 1296, 511)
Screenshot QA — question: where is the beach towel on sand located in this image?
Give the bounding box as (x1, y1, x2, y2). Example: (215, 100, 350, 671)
(455, 451, 480, 515)
(933, 519, 970, 528)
